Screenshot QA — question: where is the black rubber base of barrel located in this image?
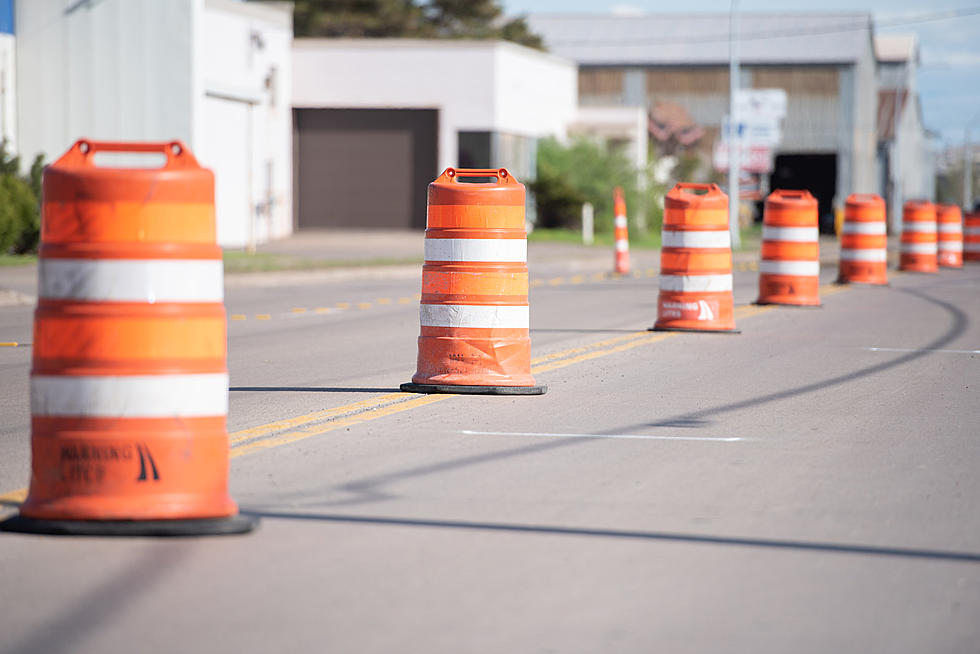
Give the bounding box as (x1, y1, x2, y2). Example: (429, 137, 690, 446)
(834, 279, 890, 287)
(649, 327, 741, 334)
(0, 513, 258, 537)
(400, 382, 547, 396)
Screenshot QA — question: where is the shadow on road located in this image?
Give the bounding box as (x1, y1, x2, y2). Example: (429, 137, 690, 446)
(241, 510, 980, 564)
(279, 285, 969, 509)
(3, 543, 188, 654)
(629, 286, 969, 430)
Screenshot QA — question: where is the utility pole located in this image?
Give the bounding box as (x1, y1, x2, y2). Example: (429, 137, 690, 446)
(728, 0, 741, 249)
(964, 111, 980, 212)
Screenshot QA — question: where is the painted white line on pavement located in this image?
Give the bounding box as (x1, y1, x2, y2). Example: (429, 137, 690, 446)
(866, 347, 980, 354)
(462, 430, 745, 442)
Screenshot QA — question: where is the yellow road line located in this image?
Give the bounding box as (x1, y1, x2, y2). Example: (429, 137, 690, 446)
(377, 298, 392, 305)
(231, 394, 451, 458)
(0, 342, 19, 347)
(398, 297, 414, 304)
(532, 332, 676, 375)
(548, 277, 565, 286)
(0, 488, 27, 504)
(255, 314, 271, 321)
(358, 302, 373, 310)
(230, 392, 409, 445)
(0, 281, 853, 488)
(230, 315, 246, 321)
(734, 304, 776, 320)
(291, 307, 307, 313)
(315, 307, 331, 314)
(530, 331, 650, 365)
(335, 302, 350, 310)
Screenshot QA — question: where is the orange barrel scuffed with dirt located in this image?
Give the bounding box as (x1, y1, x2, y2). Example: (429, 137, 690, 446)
(838, 194, 888, 285)
(401, 168, 545, 395)
(651, 183, 737, 332)
(613, 186, 630, 275)
(966, 211, 980, 262)
(3, 140, 254, 536)
(756, 189, 821, 305)
(936, 204, 963, 268)
(899, 200, 938, 273)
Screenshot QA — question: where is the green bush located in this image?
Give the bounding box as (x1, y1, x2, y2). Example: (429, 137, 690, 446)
(530, 137, 664, 235)
(0, 142, 42, 254)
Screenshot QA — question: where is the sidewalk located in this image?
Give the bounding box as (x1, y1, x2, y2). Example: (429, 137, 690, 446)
(0, 229, 861, 301)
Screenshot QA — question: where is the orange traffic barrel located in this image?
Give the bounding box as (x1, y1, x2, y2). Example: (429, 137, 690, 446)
(613, 186, 630, 274)
(401, 168, 546, 395)
(1, 140, 255, 537)
(756, 189, 821, 306)
(936, 204, 963, 268)
(899, 200, 938, 273)
(838, 194, 888, 285)
(651, 183, 737, 332)
(966, 211, 980, 262)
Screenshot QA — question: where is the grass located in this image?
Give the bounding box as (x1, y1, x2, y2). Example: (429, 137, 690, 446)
(222, 251, 421, 274)
(0, 254, 37, 267)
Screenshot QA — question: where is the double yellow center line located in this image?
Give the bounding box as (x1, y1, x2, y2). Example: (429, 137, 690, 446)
(0, 285, 844, 504)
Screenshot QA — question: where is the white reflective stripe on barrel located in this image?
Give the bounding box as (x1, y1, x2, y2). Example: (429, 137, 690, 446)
(39, 259, 224, 303)
(614, 216, 628, 228)
(842, 221, 887, 235)
(659, 274, 732, 292)
(419, 304, 529, 329)
(424, 238, 527, 263)
(938, 223, 963, 234)
(900, 242, 938, 254)
(661, 230, 731, 249)
(840, 249, 887, 262)
(902, 221, 937, 233)
(965, 227, 980, 235)
(615, 240, 629, 252)
(759, 260, 820, 276)
(938, 242, 963, 252)
(31, 373, 229, 417)
(965, 242, 980, 252)
(762, 226, 819, 242)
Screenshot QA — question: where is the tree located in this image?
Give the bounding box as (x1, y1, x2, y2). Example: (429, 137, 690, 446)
(293, 0, 425, 38)
(0, 141, 42, 254)
(288, 0, 543, 49)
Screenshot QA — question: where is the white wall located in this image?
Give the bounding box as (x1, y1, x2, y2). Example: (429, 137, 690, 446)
(15, 0, 292, 248)
(293, 39, 576, 173)
(492, 43, 577, 140)
(15, 0, 195, 166)
(0, 34, 16, 152)
(198, 0, 292, 248)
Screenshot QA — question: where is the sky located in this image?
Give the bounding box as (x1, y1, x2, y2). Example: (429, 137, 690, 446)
(500, 0, 980, 148)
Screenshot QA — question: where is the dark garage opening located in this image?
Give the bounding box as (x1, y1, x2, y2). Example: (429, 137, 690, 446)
(293, 108, 438, 230)
(767, 154, 837, 233)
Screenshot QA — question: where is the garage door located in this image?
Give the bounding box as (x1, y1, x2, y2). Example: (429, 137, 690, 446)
(294, 108, 438, 230)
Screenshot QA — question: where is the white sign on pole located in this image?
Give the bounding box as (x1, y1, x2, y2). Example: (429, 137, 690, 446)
(733, 88, 787, 121)
(721, 115, 782, 147)
(712, 141, 773, 173)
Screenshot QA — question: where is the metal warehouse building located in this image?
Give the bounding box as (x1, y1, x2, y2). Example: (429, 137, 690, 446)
(528, 12, 881, 229)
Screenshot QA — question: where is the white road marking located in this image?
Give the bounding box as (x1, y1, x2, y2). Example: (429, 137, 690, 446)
(865, 347, 980, 354)
(461, 430, 744, 442)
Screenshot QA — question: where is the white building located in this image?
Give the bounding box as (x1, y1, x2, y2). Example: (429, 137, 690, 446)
(291, 39, 577, 229)
(15, 0, 292, 249)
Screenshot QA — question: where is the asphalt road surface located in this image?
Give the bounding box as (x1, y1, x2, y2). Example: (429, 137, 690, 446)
(1, 249, 978, 654)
